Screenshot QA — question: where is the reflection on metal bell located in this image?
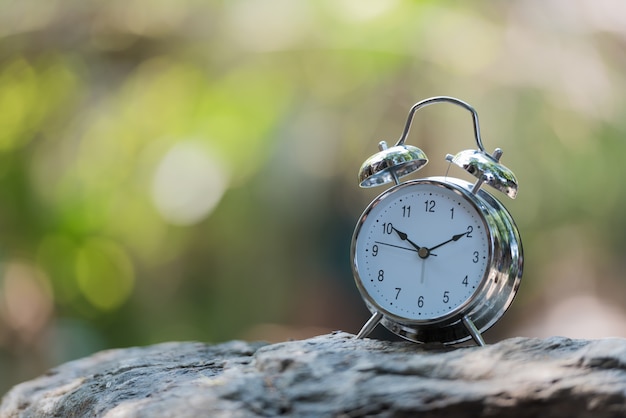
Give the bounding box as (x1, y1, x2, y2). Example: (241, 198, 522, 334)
(358, 141, 428, 188)
(446, 148, 518, 199)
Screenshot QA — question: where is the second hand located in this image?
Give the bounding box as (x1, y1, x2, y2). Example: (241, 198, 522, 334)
(374, 241, 416, 253)
(374, 241, 438, 256)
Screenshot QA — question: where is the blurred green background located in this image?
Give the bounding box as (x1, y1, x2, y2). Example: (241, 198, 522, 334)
(2, 0, 626, 394)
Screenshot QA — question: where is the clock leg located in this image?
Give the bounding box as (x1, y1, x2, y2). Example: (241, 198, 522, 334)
(356, 311, 383, 339)
(462, 315, 486, 347)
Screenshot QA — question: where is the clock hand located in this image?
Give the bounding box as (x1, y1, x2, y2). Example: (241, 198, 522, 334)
(374, 241, 417, 253)
(428, 232, 468, 252)
(374, 241, 438, 257)
(391, 227, 422, 251)
(391, 227, 437, 258)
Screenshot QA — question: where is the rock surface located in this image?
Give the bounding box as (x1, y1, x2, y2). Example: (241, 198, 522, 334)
(2, 332, 626, 417)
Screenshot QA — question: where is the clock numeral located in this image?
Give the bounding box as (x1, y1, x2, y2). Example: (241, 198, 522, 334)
(443, 291, 450, 304)
(472, 251, 479, 263)
(450, 207, 454, 219)
(382, 222, 393, 234)
(395, 287, 401, 300)
(372, 244, 379, 256)
(462, 275, 469, 287)
(424, 200, 436, 213)
(377, 270, 384, 281)
(466, 225, 473, 238)
(417, 295, 424, 308)
(402, 205, 411, 218)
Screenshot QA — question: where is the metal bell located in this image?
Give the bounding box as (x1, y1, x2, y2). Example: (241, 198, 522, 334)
(446, 148, 518, 199)
(358, 141, 428, 188)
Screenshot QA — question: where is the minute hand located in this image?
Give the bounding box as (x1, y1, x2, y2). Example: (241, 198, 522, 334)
(428, 232, 468, 252)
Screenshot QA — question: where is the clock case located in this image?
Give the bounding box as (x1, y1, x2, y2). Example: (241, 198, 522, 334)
(351, 177, 523, 345)
(352, 96, 523, 346)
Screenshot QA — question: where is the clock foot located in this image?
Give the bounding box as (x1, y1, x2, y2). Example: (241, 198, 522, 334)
(356, 311, 383, 339)
(462, 315, 486, 347)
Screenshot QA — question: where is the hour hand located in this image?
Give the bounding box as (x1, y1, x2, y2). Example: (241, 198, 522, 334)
(391, 227, 422, 251)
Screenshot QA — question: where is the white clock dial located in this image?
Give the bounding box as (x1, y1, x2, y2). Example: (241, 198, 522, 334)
(353, 180, 490, 321)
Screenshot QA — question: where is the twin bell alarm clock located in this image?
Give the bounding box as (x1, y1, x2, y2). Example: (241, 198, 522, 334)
(350, 96, 523, 346)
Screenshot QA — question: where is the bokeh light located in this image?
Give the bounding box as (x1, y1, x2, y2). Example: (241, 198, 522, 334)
(151, 140, 228, 226)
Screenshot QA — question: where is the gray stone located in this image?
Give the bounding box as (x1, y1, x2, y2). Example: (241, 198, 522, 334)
(2, 332, 626, 417)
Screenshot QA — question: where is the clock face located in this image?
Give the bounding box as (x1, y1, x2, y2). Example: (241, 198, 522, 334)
(352, 180, 491, 322)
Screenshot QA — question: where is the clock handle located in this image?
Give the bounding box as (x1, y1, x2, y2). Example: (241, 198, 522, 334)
(356, 311, 383, 339)
(395, 96, 485, 153)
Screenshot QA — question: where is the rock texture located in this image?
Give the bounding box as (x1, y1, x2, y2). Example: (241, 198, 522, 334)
(2, 332, 626, 417)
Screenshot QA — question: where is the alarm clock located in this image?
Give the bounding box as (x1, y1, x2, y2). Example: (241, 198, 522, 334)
(351, 96, 523, 346)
